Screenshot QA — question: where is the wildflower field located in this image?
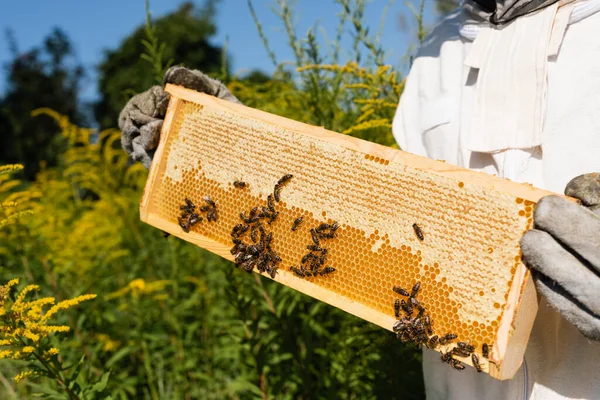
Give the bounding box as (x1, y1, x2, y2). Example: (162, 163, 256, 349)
(0, 0, 449, 398)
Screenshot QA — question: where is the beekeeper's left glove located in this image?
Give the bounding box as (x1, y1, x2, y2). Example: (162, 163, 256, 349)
(118, 66, 240, 169)
(520, 173, 600, 341)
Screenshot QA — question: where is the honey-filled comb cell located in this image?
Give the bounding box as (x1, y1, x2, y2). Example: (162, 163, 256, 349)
(140, 85, 567, 380)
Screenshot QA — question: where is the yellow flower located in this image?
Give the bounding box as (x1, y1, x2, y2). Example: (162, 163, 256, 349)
(13, 370, 34, 383)
(0, 350, 12, 359)
(22, 346, 34, 353)
(41, 294, 97, 323)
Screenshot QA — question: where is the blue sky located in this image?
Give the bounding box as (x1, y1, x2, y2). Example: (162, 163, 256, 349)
(0, 0, 441, 102)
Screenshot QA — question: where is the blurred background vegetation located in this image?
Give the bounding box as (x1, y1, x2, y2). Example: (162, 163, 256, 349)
(0, 0, 458, 398)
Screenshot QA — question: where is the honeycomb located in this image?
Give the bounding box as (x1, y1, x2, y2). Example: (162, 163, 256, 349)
(140, 86, 554, 379)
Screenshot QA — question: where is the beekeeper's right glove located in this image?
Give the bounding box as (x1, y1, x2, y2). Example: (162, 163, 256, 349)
(520, 173, 600, 341)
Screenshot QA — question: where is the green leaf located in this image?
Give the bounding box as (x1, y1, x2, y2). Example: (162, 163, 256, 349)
(68, 355, 86, 382)
(91, 371, 111, 392)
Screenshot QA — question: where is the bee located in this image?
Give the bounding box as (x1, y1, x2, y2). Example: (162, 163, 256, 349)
(450, 359, 465, 371)
(290, 266, 305, 277)
(273, 187, 281, 202)
(410, 282, 421, 298)
(401, 299, 413, 316)
(324, 221, 339, 238)
(393, 286, 410, 297)
(189, 213, 202, 226)
(178, 217, 190, 233)
(394, 299, 401, 318)
(306, 244, 322, 252)
(412, 223, 424, 241)
(319, 249, 327, 265)
(315, 223, 330, 232)
(306, 258, 319, 275)
(301, 253, 315, 265)
(267, 211, 279, 224)
(207, 209, 217, 222)
(268, 266, 278, 279)
(424, 315, 433, 335)
(267, 195, 275, 212)
(184, 198, 196, 210)
(233, 180, 247, 188)
(451, 347, 471, 358)
(277, 174, 293, 186)
(241, 260, 255, 273)
(231, 224, 249, 238)
(247, 245, 261, 256)
(249, 224, 259, 243)
(292, 217, 304, 231)
(270, 253, 282, 264)
(203, 196, 216, 208)
(410, 296, 421, 309)
(273, 174, 293, 202)
(319, 267, 336, 275)
(457, 342, 475, 353)
(439, 333, 457, 345)
(310, 229, 320, 245)
(428, 335, 439, 348)
(472, 354, 482, 373)
(393, 320, 404, 332)
(440, 351, 453, 364)
(482, 343, 489, 359)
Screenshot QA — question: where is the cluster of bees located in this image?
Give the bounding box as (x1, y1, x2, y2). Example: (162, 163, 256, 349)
(177, 196, 218, 233)
(290, 222, 339, 277)
(392, 282, 488, 372)
(228, 175, 293, 278)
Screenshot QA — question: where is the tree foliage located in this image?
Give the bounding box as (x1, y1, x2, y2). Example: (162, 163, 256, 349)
(0, 29, 85, 180)
(94, 1, 224, 129)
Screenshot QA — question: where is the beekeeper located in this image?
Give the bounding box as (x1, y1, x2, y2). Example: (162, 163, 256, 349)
(391, 0, 600, 399)
(119, 0, 600, 398)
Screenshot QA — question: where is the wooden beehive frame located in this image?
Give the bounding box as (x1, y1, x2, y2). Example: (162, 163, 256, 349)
(140, 85, 558, 380)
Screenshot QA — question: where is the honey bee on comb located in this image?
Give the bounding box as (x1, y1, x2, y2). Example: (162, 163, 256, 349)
(439, 333, 458, 345)
(233, 180, 247, 189)
(394, 299, 401, 318)
(482, 343, 490, 359)
(310, 229, 321, 246)
(412, 223, 424, 241)
(188, 213, 202, 226)
(393, 286, 410, 297)
(267, 195, 275, 213)
(410, 282, 421, 298)
(273, 174, 293, 202)
(291, 216, 304, 231)
(290, 266, 305, 277)
(319, 267, 336, 276)
(472, 354, 482, 373)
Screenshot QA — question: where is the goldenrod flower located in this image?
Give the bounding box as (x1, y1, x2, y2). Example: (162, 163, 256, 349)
(41, 294, 97, 323)
(13, 370, 34, 383)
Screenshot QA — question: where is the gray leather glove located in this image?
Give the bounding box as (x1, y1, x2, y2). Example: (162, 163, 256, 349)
(118, 66, 240, 169)
(520, 173, 600, 341)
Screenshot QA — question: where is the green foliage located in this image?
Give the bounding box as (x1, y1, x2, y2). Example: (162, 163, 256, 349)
(94, 1, 224, 129)
(0, 29, 85, 180)
(0, 0, 427, 398)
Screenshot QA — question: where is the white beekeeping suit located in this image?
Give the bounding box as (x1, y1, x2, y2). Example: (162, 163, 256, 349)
(392, 1, 600, 399)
